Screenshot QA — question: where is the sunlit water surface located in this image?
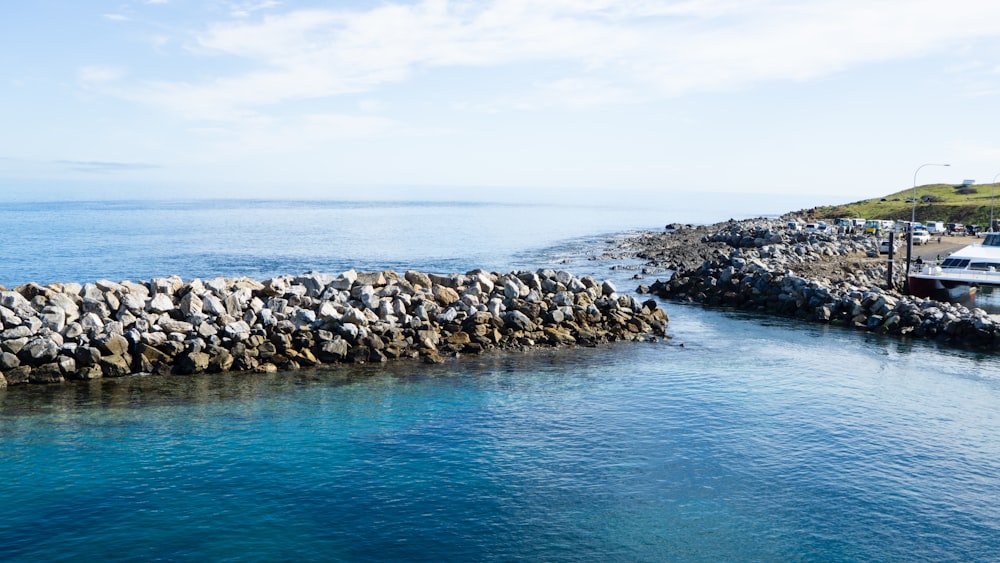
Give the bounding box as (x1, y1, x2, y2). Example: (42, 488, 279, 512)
(1, 199, 998, 562)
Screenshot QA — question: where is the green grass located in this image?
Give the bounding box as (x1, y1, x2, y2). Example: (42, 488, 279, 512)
(815, 183, 1000, 227)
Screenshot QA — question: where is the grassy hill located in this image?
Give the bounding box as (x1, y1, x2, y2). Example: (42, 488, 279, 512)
(814, 183, 1000, 228)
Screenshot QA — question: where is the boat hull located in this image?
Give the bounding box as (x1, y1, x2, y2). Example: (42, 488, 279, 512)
(908, 275, 978, 301)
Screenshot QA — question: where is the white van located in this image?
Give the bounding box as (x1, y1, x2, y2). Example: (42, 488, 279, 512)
(925, 221, 945, 234)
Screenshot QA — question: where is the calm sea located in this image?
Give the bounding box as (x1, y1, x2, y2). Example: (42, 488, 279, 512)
(1, 197, 998, 562)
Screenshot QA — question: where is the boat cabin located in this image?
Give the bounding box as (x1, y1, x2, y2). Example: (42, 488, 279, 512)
(983, 233, 1000, 247)
(939, 233, 1000, 271)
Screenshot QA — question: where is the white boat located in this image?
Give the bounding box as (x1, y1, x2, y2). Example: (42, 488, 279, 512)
(909, 233, 1000, 301)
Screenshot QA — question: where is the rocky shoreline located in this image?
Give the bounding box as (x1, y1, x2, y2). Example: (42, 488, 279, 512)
(0, 269, 668, 388)
(627, 217, 1000, 349)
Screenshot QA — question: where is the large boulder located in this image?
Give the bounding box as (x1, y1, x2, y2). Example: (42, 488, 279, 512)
(19, 336, 60, 365)
(95, 334, 130, 357)
(99, 354, 132, 377)
(147, 293, 176, 314)
(175, 351, 210, 375)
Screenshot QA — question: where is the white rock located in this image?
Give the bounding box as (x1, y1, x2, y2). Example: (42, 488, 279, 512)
(121, 294, 145, 312)
(202, 295, 226, 316)
(159, 319, 194, 334)
(331, 270, 358, 290)
(179, 292, 203, 317)
(224, 320, 252, 339)
(39, 306, 67, 332)
(147, 293, 176, 314)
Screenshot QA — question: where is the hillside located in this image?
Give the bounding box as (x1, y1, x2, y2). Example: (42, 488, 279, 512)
(813, 183, 1000, 228)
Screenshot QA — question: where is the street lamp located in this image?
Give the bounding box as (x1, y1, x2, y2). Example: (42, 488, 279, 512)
(905, 162, 950, 294)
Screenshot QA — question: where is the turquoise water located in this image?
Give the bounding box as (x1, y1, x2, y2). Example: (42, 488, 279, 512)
(2, 199, 999, 561)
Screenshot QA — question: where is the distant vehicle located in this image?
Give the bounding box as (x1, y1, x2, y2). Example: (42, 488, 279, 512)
(925, 221, 946, 234)
(835, 218, 853, 232)
(803, 223, 819, 233)
(949, 223, 967, 235)
(912, 227, 931, 245)
(852, 218, 866, 230)
(966, 224, 980, 235)
(879, 240, 899, 254)
(864, 219, 882, 234)
(785, 221, 802, 231)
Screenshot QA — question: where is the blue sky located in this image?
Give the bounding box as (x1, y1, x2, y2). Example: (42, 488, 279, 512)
(4, 0, 1000, 202)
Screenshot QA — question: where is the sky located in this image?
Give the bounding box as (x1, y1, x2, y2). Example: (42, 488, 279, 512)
(4, 0, 1000, 203)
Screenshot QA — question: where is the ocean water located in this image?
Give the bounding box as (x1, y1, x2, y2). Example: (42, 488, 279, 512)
(1, 198, 999, 562)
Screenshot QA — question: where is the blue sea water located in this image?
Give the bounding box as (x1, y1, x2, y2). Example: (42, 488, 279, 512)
(1, 197, 999, 562)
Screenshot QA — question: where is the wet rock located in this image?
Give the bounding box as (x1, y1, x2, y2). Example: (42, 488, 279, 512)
(208, 351, 234, 373)
(100, 354, 132, 377)
(30, 363, 65, 384)
(5, 366, 31, 385)
(175, 351, 210, 375)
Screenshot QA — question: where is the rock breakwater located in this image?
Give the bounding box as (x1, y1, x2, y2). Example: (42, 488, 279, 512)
(634, 218, 1000, 349)
(0, 269, 667, 387)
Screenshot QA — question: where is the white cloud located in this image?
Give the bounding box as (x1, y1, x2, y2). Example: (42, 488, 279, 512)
(102, 0, 1000, 122)
(227, 1, 282, 19)
(103, 13, 129, 22)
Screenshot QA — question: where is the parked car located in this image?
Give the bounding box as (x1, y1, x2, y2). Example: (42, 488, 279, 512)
(878, 240, 899, 254)
(803, 223, 819, 233)
(835, 218, 853, 233)
(966, 224, 981, 235)
(911, 227, 931, 245)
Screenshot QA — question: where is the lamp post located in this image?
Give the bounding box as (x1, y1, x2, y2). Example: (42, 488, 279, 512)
(905, 162, 950, 294)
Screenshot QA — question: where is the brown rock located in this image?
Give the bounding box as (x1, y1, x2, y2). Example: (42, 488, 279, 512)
(208, 351, 234, 373)
(29, 362, 64, 384)
(95, 334, 130, 357)
(432, 285, 460, 306)
(100, 354, 133, 377)
(5, 366, 31, 385)
(175, 351, 209, 375)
